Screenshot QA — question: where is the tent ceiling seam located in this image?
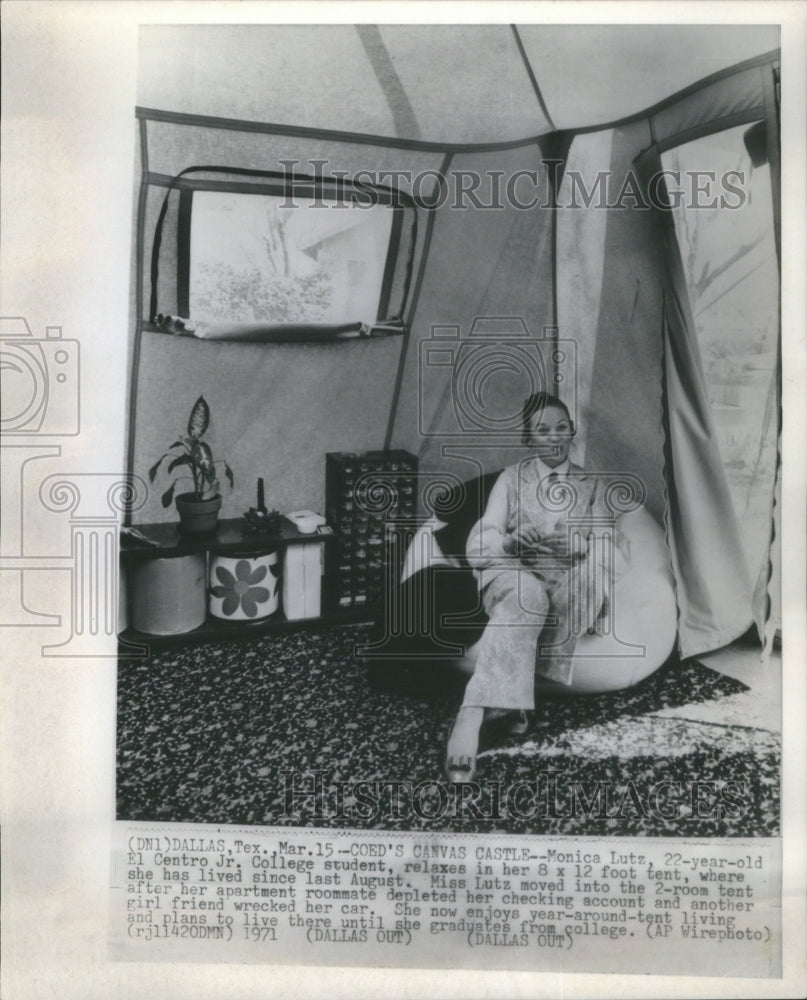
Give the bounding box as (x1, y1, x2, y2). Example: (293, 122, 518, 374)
(137, 106, 550, 155)
(510, 25, 556, 132)
(570, 49, 779, 138)
(356, 25, 422, 141)
(137, 48, 779, 152)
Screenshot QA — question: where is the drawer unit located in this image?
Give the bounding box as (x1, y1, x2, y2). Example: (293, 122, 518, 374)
(324, 450, 418, 610)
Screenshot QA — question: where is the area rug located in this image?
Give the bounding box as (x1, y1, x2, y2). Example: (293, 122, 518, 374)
(117, 624, 779, 836)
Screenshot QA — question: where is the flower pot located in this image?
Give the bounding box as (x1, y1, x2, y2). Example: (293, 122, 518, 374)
(175, 492, 222, 534)
(208, 550, 281, 622)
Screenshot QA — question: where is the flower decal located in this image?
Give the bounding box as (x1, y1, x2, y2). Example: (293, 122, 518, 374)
(210, 559, 278, 618)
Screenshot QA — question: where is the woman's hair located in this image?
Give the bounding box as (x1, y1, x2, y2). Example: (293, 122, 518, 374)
(521, 392, 574, 445)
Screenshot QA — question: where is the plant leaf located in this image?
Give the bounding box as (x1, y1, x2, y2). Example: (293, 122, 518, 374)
(167, 453, 193, 474)
(161, 481, 176, 508)
(188, 395, 210, 438)
(196, 440, 214, 471)
(148, 454, 169, 483)
(196, 444, 216, 490)
(223, 462, 234, 489)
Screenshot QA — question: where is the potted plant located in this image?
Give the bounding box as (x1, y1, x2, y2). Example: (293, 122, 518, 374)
(148, 395, 234, 534)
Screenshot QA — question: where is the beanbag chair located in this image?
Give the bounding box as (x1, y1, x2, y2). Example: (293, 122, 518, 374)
(369, 473, 677, 695)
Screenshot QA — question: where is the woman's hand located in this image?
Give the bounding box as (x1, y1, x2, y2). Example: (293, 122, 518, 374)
(503, 526, 573, 559)
(501, 531, 524, 556)
(503, 527, 542, 556)
(533, 528, 572, 558)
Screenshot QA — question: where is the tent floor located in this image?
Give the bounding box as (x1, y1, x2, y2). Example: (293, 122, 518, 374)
(117, 624, 779, 836)
(690, 635, 781, 735)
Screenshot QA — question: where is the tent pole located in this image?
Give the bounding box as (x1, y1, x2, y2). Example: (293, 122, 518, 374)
(124, 116, 150, 528)
(754, 62, 782, 652)
(536, 132, 573, 381)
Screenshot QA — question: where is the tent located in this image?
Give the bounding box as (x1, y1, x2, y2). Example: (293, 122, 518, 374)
(126, 24, 781, 661)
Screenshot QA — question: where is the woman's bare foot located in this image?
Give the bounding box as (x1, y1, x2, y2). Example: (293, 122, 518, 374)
(445, 706, 484, 782)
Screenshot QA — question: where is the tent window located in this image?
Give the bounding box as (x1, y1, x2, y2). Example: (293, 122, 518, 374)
(662, 122, 778, 577)
(181, 187, 403, 327)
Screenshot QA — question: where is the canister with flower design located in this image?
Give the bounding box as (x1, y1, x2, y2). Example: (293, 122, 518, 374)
(208, 549, 281, 623)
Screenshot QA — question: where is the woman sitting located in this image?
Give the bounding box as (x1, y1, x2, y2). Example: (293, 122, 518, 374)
(445, 391, 631, 781)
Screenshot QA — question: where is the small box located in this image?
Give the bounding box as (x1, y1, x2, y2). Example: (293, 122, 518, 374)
(286, 510, 326, 534)
(283, 542, 324, 620)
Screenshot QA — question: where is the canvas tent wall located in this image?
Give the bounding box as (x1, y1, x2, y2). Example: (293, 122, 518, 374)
(127, 24, 781, 659)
